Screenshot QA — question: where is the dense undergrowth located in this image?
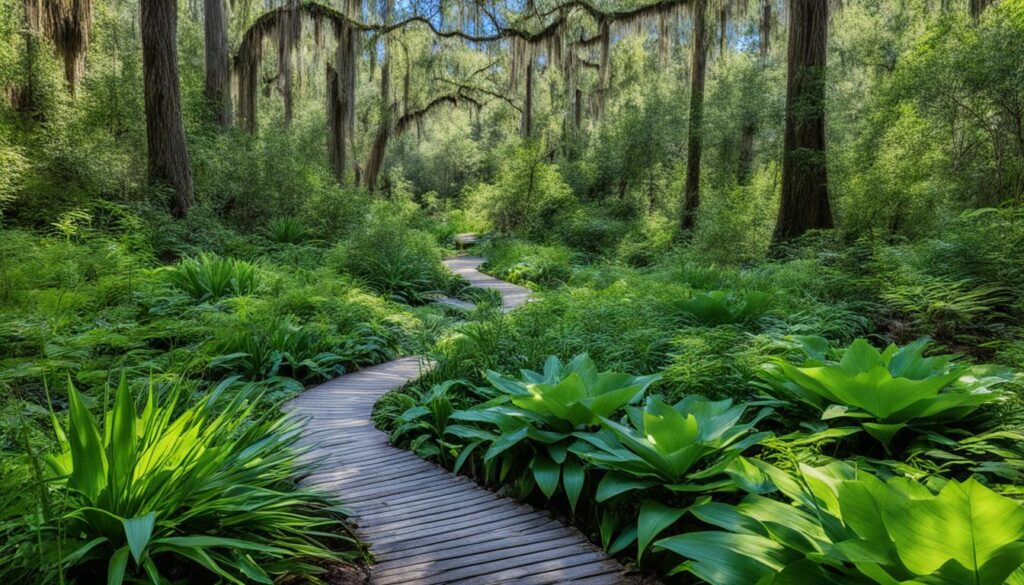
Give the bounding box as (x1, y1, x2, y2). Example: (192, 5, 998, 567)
(376, 212, 1024, 583)
(3, 0, 1024, 582)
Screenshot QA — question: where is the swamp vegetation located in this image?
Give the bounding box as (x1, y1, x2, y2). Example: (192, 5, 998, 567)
(1, 0, 1024, 582)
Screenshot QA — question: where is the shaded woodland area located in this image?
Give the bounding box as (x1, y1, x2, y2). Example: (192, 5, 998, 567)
(2, 0, 1024, 583)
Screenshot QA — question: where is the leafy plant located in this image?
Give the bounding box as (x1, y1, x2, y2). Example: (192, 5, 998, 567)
(446, 354, 661, 513)
(266, 217, 307, 244)
(760, 336, 1013, 447)
(575, 396, 774, 498)
(389, 380, 497, 463)
(210, 317, 347, 387)
(656, 460, 1024, 585)
(166, 253, 260, 302)
(882, 277, 1010, 342)
(679, 290, 771, 326)
(572, 395, 773, 558)
(7, 374, 362, 584)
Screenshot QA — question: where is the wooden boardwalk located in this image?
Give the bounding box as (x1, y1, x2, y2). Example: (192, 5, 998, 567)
(286, 257, 635, 584)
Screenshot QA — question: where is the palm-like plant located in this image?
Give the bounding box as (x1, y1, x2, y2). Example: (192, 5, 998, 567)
(760, 336, 1012, 447)
(446, 354, 660, 513)
(166, 253, 260, 302)
(27, 374, 362, 584)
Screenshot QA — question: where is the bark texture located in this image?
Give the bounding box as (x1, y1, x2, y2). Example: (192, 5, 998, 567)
(141, 0, 195, 217)
(681, 0, 707, 231)
(203, 0, 232, 127)
(772, 0, 833, 245)
(520, 60, 534, 137)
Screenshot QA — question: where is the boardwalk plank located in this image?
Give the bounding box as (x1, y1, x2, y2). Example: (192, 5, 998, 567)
(286, 256, 636, 584)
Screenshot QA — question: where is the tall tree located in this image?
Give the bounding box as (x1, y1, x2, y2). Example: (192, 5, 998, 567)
(772, 0, 833, 245)
(203, 0, 231, 127)
(737, 0, 773, 185)
(520, 60, 534, 137)
(970, 0, 994, 19)
(681, 0, 707, 231)
(141, 0, 195, 217)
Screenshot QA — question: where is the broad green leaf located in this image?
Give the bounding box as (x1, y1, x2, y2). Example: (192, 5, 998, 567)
(66, 380, 109, 501)
(596, 473, 655, 502)
(655, 531, 786, 585)
(884, 477, 1024, 580)
(638, 499, 687, 560)
(562, 455, 585, 513)
(531, 454, 561, 499)
(108, 546, 130, 585)
(123, 512, 157, 564)
(110, 373, 137, 495)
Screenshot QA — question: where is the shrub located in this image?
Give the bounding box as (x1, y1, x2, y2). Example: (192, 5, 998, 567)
(1, 375, 362, 584)
(165, 253, 260, 302)
(466, 141, 573, 240)
(658, 460, 1024, 585)
(209, 317, 347, 388)
(336, 206, 449, 304)
(446, 354, 661, 512)
(266, 216, 307, 244)
(677, 290, 771, 327)
(759, 336, 1015, 448)
(573, 394, 774, 559)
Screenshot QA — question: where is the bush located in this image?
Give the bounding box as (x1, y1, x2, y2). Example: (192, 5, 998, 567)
(165, 253, 260, 302)
(335, 205, 449, 304)
(266, 216, 307, 244)
(0, 375, 363, 584)
(466, 141, 573, 240)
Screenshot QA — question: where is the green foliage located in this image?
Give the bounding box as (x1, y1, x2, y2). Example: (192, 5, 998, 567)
(335, 204, 449, 304)
(760, 337, 1014, 447)
(466, 141, 573, 239)
(266, 217, 307, 244)
(209, 317, 347, 388)
(1, 375, 361, 584)
(679, 290, 771, 327)
(388, 379, 496, 463)
(166, 253, 260, 302)
(658, 461, 1024, 585)
(575, 395, 772, 495)
(446, 354, 660, 512)
(479, 239, 576, 288)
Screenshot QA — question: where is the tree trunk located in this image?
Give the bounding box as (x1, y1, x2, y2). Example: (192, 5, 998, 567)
(141, 0, 194, 217)
(327, 64, 346, 183)
(574, 88, 582, 131)
(969, 0, 993, 19)
(681, 0, 707, 231)
(772, 0, 833, 246)
(520, 60, 533, 138)
(759, 0, 771, 57)
(738, 122, 755, 185)
(203, 0, 231, 127)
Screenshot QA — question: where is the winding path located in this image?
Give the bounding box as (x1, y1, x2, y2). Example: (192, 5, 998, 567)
(285, 257, 636, 584)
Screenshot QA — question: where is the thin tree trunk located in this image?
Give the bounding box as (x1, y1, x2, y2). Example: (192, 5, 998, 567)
(772, 0, 833, 246)
(738, 122, 755, 185)
(759, 0, 771, 57)
(141, 0, 194, 217)
(203, 0, 231, 127)
(970, 0, 993, 19)
(681, 0, 707, 231)
(520, 60, 533, 137)
(574, 88, 582, 131)
(327, 64, 346, 183)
